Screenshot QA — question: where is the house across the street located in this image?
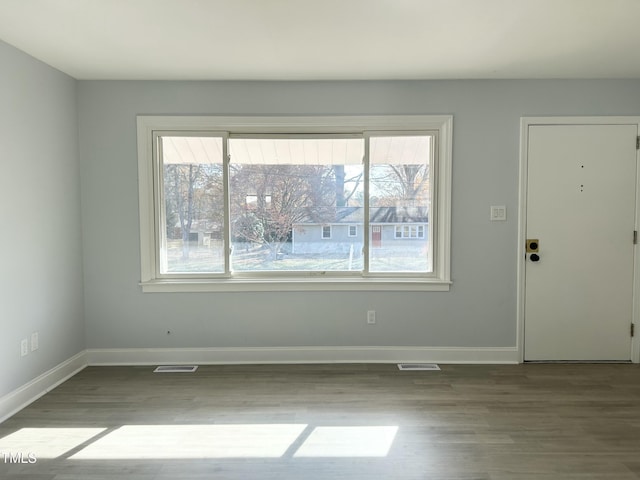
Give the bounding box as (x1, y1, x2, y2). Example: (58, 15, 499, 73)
(292, 206, 428, 255)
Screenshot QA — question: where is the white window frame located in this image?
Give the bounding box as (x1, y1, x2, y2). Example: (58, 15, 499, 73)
(321, 225, 332, 239)
(348, 225, 358, 237)
(137, 115, 453, 292)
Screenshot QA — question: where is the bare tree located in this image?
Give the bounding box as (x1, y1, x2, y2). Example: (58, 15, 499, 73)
(333, 165, 363, 207)
(389, 164, 430, 202)
(164, 163, 223, 260)
(371, 163, 430, 205)
(230, 164, 335, 259)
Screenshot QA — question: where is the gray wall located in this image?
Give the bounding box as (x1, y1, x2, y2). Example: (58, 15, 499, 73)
(0, 41, 85, 397)
(77, 79, 640, 350)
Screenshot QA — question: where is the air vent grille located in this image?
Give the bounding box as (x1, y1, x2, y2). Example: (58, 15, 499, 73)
(397, 363, 440, 371)
(153, 365, 199, 373)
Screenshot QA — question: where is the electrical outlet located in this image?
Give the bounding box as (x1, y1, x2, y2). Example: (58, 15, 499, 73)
(367, 310, 376, 324)
(21, 339, 29, 357)
(31, 332, 39, 351)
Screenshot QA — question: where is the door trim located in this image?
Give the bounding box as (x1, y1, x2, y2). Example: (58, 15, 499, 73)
(517, 117, 640, 363)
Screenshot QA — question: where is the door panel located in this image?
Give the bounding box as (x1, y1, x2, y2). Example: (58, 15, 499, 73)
(372, 226, 382, 248)
(524, 124, 637, 361)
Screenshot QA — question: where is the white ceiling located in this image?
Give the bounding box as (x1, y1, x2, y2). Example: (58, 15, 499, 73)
(0, 0, 639, 81)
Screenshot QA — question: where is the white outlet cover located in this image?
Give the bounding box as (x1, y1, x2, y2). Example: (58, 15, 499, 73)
(21, 339, 29, 356)
(31, 332, 39, 351)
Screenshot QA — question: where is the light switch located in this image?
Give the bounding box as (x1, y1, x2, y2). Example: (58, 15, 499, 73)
(490, 205, 507, 221)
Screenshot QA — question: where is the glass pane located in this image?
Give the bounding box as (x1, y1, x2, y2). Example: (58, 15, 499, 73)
(228, 137, 364, 272)
(368, 135, 432, 273)
(160, 136, 225, 273)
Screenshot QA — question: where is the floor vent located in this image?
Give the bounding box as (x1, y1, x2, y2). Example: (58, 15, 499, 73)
(397, 363, 440, 371)
(153, 365, 199, 373)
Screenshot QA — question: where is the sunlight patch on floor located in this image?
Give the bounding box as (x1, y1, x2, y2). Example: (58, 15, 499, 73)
(70, 424, 308, 459)
(294, 426, 399, 457)
(0, 428, 106, 459)
(0, 424, 400, 460)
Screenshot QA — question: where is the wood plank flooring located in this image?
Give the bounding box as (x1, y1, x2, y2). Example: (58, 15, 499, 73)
(0, 363, 639, 479)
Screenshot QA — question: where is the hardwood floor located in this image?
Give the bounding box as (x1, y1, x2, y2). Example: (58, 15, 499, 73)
(1, 363, 639, 479)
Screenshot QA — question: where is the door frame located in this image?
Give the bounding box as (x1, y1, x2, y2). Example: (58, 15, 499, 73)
(517, 117, 640, 363)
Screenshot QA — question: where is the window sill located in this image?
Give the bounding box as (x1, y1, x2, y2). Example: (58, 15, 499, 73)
(139, 277, 452, 293)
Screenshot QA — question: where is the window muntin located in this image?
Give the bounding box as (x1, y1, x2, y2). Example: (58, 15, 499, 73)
(348, 225, 357, 237)
(137, 115, 452, 291)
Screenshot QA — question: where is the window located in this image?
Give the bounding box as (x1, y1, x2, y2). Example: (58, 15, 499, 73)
(228, 137, 361, 272)
(368, 134, 431, 273)
(157, 135, 225, 274)
(137, 116, 452, 291)
(395, 225, 425, 239)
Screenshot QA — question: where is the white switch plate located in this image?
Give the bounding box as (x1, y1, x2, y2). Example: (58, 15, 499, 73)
(21, 339, 29, 357)
(367, 310, 376, 324)
(490, 205, 507, 221)
(31, 331, 39, 351)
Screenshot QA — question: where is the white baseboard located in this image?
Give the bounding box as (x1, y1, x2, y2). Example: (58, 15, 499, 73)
(86, 346, 519, 366)
(0, 351, 87, 424)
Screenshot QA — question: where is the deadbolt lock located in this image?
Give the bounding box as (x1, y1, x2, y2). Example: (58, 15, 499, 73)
(526, 239, 539, 252)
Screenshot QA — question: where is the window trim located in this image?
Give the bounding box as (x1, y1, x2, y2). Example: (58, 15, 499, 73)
(137, 115, 453, 292)
(348, 225, 358, 237)
(321, 225, 332, 240)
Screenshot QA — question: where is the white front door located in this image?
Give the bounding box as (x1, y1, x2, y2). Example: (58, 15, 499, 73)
(524, 124, 638, 361)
